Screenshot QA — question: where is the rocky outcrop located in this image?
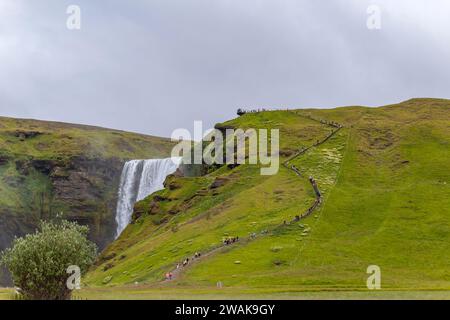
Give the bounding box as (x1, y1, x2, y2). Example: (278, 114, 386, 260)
(209, 177, 229, 189)
(0, 155, 9, 166)
(3, 156, 124, 246)
(46, 156, 124, 248)
(11, 130, 44, 141)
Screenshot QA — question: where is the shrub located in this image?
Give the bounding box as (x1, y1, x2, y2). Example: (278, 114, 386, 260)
(0, 220, 97, 300)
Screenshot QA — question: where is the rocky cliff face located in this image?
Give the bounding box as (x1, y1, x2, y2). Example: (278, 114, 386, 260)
(0, 156, 124, 285)
(0, 116, 176, 286)
(0, 211, 36, 285)
(31, 156, 123, 247)
(3, 155, 128, 244)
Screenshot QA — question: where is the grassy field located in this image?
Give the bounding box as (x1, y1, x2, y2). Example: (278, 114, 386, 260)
(0, 288, 13, 300)
(85, 111, 327, 286)
(83, 98, 450, 299)
(3, 99, 447, 299)
(0, 116, 174, 160)
(81, 288, 450, 300)
(3, 287, 450, 300)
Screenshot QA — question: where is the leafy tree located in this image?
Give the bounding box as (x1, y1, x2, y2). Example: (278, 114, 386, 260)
(0, 220, 97, 300)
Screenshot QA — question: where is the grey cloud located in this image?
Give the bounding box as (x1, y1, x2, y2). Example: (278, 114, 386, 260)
(0, 0, 449, 137)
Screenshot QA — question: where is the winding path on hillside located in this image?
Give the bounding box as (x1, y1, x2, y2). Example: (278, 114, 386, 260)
(162, 114, 343, 282)
(282, 113, 343, 221)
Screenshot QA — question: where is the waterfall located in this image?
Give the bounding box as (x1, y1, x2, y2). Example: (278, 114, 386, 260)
(114, 157, 182, 238)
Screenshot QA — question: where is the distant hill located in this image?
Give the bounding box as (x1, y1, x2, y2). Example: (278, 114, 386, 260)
(84, 98, 450, 296)
(0, 117, 176, 285)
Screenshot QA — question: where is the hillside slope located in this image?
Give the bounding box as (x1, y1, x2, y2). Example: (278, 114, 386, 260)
(0, 117, 176, 285)
(85, 98, 450, 295)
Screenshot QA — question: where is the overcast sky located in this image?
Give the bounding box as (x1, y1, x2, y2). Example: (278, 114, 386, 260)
(1, 0, 449, 137)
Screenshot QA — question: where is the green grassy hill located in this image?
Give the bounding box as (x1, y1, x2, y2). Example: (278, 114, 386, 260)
(84, 98, 450, 297)
(0, 117, 176, 285)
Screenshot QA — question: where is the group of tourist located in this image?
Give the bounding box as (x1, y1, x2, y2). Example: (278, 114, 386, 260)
(165, 272, 173, 280)
(223, 236, 239, 245)
(165, 236, 241, 281)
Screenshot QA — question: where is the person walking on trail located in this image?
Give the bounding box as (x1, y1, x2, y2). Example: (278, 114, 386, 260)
(169, 273, 173, 280)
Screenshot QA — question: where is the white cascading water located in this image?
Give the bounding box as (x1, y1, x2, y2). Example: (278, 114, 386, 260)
(114, 157, 182, 238)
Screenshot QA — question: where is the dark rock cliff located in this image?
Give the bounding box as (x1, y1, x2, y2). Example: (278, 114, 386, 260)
(1, 156, 124, 248)
(0, 156, 125, 285)
(0, 116, 177, 286)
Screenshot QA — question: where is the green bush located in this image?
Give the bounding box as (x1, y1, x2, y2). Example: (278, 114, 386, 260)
(0, 220, 97, 300)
